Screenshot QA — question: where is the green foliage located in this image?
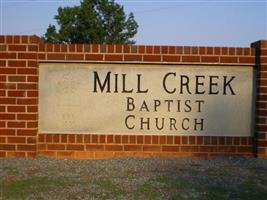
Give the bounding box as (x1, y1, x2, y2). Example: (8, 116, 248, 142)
(43, 0, 138, 44)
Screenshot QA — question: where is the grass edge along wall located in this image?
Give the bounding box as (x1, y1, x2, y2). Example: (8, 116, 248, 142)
(0, 35, 266, 159)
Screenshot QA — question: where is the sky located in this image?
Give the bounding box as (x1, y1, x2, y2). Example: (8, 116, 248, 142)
(0, 0, 266, 47)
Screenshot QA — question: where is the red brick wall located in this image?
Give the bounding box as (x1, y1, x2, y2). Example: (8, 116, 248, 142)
(0, 36, 40, 158)
(0, 35, 265, 159)
(252, 40, 267, 158)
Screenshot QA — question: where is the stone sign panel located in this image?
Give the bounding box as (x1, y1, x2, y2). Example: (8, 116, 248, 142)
(39, 63, 254, 136)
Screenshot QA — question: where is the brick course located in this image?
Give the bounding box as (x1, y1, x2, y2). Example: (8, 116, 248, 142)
(0, 35, 266, 159)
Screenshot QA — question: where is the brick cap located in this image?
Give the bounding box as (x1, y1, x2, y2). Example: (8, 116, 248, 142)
(251, 40, 267, 48)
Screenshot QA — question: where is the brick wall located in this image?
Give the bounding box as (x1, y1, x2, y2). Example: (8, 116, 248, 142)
(252, 40, 267, 158)
(0, 35, 266, 159)
(0, 36, 40, 158)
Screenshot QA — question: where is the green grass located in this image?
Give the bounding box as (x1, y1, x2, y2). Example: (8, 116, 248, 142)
(196, 178, 267, 200)
(134, 176, 191, 200)
(2, 174, 267, 200)
(3, 177, 72, 199)
(157, 175, 190, 190)
(234, 179, 267, 200)
(96, 179, 127, 199)
(202, 186, 227, 200)
(157, 176, 177, 188)
(137, 182, 162, 200)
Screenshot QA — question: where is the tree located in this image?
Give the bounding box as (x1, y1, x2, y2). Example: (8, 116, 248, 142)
(43, 0, 138, 44)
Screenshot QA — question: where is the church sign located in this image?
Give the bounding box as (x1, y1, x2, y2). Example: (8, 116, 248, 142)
(39, 63, 254, 136)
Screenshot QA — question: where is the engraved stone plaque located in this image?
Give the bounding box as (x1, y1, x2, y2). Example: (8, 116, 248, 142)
(39, 63, 254, 136)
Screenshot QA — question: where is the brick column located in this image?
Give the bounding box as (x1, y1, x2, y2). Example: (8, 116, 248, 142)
(0, 35, 40, 158)
(252, 40, 267, 158)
